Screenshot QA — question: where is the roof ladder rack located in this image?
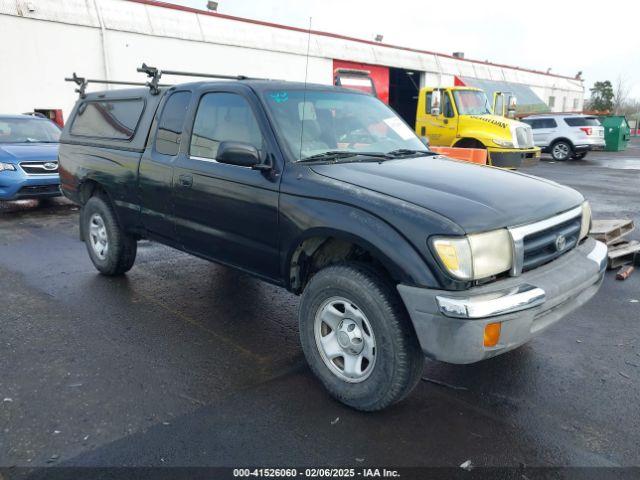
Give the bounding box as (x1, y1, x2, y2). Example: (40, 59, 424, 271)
(137, 63, 265, 94)
(67, 64, 267, 98)
(65, 73, 170, 98)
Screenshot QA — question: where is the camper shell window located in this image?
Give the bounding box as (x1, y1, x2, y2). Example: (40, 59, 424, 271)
(70, 98, 145, 140)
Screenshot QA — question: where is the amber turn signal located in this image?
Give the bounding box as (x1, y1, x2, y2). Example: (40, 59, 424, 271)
(483, 322, 501, 347)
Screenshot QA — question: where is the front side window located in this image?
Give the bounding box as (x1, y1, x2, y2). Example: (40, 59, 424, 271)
(263, 89, 425, 160)
(442, 93, 455, 118)
(0, 118, 60, 143)
(190, 93, 263, 160)
(155, 91, 191, 156)
(71, 99, 145, 140)
(452, 90, 492, 115)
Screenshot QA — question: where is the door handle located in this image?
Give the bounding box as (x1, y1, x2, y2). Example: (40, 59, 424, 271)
(178, 174, 193, 188)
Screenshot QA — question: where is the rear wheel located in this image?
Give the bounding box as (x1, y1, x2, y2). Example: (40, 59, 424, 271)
(551, 140, 572, 161)
(299, 263, 424, 411)
(82, 195, 137, 275)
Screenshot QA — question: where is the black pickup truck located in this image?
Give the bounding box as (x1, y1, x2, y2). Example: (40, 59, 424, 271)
(59, 69, 607, 411)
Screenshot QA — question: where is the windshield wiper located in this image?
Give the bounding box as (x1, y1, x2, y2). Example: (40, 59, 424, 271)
(385, 149, 433, 158)
(298, 149, 434, 163)
(22, 138, 58, 143)
(298, 151, 391, 163)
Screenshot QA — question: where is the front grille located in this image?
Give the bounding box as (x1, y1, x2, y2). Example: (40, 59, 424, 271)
(515, 127, 534, 148)
(521, 217, 581, 272)
(19, 161, 59, 175)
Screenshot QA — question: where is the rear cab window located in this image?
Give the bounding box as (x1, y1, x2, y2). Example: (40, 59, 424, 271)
(564, 117, 601, 127)
(155, 91, 192, 156)
(70, 99, 145, 140)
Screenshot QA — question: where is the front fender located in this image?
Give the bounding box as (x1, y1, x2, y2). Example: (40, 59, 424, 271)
(279, 194, 439, 290)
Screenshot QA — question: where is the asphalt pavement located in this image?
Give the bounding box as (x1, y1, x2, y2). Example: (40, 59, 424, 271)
(1, 140, 639, 473)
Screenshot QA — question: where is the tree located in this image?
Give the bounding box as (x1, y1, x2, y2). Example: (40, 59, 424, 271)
(588, 81, 614, 112)
(613, 76, 631, 115)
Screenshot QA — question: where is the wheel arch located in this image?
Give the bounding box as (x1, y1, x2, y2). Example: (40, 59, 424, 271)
(77, 178, 131, 240)
(453, 137, 487, 149)
(286, 227, 425, 294)
(550, 137, 575, 149)
(78, 178, 106, 205)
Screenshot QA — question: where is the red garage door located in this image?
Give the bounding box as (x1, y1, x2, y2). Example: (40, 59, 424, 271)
(333, 60, 389, 104)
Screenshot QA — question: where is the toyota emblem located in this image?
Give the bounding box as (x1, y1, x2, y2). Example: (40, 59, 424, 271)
(554, 234, 567, 252)
(43, 162, 57, 171)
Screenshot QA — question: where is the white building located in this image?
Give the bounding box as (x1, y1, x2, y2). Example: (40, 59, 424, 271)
(0, 0, 585, 124)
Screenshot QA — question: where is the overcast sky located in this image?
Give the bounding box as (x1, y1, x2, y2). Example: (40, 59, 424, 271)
(170, 0, 640, 100)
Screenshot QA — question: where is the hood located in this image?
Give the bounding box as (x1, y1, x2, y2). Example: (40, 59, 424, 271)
(310, 156, 583, 232)
(0, 143, 59, 163)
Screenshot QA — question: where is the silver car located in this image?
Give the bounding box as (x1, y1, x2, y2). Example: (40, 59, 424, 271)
(521, 114, 605, 161)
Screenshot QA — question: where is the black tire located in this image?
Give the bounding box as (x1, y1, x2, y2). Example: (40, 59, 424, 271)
(82, 195, 137, 275)
(572, 151, 588, 160)
(550, 140, 572, 161)
(298, 263, 424, 411)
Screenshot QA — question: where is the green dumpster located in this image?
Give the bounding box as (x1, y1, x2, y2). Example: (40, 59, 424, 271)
(600, 115, 631, 151)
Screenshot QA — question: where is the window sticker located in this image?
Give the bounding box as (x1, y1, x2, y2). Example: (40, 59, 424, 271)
(383, 116, 415, 140)
(270, 92, 289, 103)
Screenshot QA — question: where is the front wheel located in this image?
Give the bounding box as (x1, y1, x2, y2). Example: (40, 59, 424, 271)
(82, 195, 137, 275)
(551, 140, 572, 161)
(298, 263, 424, 411)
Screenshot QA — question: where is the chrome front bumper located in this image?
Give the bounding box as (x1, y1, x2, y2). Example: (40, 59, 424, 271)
(398, 238, 607, 364)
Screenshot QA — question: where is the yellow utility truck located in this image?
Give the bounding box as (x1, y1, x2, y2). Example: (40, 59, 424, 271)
(416, 87, 540, 168)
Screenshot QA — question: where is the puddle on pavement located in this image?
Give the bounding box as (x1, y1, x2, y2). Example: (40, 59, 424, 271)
(595, 158, 640, 170)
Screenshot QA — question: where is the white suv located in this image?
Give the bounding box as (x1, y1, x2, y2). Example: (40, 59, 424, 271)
(521, 114, 605, 161)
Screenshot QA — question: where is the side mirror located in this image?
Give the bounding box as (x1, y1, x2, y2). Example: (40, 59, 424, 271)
(430, 89, 442, 116)
(507, 96, 517, 118)
(216, 141, 265, 169)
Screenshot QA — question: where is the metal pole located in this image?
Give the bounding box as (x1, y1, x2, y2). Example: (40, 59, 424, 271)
(93, 0, 111, 88)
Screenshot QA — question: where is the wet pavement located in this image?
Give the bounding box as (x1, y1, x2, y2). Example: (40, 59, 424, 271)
(1, 141, 639, 471)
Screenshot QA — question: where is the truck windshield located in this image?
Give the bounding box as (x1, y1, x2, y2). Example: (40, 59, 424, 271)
(263, 89, 426, 161)
(453, 90, 492, 116)
(0, 118, 61, 143)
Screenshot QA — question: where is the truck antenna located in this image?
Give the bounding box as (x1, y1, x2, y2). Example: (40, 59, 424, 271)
(298, 16, 312, 161)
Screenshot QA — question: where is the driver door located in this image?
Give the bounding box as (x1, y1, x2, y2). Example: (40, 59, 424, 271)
(171, 86, 282, 281)
(420, 90, 458, 147)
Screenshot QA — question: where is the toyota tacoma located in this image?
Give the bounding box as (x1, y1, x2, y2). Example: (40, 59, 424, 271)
(59, 67, 607, 411)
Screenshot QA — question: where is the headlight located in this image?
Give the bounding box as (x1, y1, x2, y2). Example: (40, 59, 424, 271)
(492, 138, 514, 148)
(432, 229, 513, 281)
(0, 162, 16, 172)
(580, 201, 591, 240)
